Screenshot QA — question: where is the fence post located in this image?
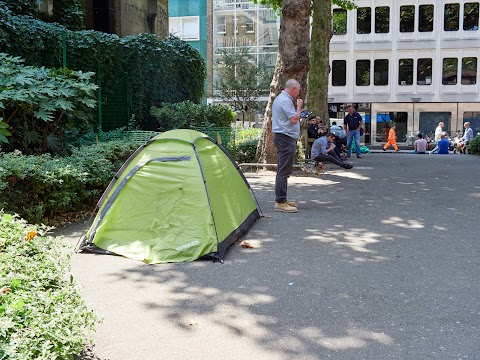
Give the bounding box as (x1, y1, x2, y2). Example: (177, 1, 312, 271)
(62, 30, 67, 68)
(97, 62, 103, 131)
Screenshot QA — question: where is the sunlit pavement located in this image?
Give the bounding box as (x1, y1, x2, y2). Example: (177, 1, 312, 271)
(59, 153, 480, 360)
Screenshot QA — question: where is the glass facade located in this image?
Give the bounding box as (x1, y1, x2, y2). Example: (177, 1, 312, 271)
(213, 0, 280, 71)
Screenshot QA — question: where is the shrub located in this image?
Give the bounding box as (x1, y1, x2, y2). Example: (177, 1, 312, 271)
(150, 101, 235, 131)
(0, 6, 206, 131)
(0, 141, 138, 224)
(0, 211, 97, 359)
(234, 139, 258, 163)
(0, 53, 97, 154)
(468, 135, 480, 154)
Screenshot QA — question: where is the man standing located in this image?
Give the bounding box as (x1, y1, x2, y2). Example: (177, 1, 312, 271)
(462, 121, 474, 145)
(311, 132, 353, 169)
(430, 121, 444, 154)
(343, 105, 363, 158)
(272, 79, 303, 213)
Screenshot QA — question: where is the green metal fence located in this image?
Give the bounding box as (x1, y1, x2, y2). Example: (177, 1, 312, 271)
(36, 30, 130, 131)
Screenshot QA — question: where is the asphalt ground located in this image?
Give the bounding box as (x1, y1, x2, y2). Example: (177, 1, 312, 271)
(58, 152, 480, 360)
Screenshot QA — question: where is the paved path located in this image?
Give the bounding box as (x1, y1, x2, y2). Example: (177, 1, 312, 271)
(59, 153, 480, 360)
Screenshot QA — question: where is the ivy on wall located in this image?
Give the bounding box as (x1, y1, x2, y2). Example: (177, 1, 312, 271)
(0, 1, 206, 130)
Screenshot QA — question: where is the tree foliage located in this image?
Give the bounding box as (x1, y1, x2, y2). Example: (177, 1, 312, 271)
(214, 47, 272, 114)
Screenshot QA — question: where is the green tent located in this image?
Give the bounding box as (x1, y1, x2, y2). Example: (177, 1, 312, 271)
(80, 129, 261, 264)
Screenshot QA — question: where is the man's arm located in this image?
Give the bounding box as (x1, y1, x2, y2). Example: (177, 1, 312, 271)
(326, 142, 336, 153)
(289, 98, 304, 125)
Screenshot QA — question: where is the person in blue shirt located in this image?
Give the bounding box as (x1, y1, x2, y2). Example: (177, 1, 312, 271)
(272, 79, 303, 213)
(311, 133, 353, 169)
(437, 134, 450, 154)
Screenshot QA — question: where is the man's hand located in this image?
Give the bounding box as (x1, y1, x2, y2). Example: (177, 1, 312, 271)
(297, 99, 303, 109)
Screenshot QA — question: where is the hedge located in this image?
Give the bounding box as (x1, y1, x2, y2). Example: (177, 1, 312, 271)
(0, 141, 138, 225)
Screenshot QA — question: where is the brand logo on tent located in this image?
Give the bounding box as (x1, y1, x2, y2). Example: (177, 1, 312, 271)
(176, 240, 200, 251)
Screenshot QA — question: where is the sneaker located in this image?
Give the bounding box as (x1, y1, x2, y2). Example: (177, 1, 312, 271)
(287, 201, 296, 207)
(356, 155, 362, 158)
(344, 164, 353, 169)
(395, 149, 399, 152)
(275, 202, 298, 213)
(382, 148, 386, 151)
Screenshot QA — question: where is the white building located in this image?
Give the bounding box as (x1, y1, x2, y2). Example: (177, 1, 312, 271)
(329, 0, 480, 145)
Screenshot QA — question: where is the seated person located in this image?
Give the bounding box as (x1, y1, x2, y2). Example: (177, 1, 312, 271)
(311, 132, 353, 169)
(330, 121, 347, 145)
(453, 131, 465, 153)
(315, 115, 328, 136)
(437, 134, 450, 154)
(412, 133, 428, 154)
(307, 116, 319, 139)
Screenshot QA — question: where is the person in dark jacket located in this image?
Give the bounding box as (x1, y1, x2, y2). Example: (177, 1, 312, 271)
(343, 105, 363, 158)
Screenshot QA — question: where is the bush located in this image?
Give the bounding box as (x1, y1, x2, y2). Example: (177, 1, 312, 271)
(234, 140, 258, 163)
(0, 53, 97, 154)
(0, 211, 97, 359)
(0, 6, 206, 131)
(468, 135, 480, 154)
(150, 101, 235, 131)
(0, 141, 138, 224)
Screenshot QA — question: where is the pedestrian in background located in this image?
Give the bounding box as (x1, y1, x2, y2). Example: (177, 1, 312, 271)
(383, 124, 399, 151)
(272, 79, 303, 213)
(343, 105, 363, 158)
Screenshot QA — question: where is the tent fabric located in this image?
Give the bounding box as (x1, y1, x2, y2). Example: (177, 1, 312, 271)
(80, 129, 260, 264)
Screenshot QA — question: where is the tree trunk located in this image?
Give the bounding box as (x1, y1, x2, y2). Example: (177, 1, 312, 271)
(255, 0, 311, 164)
(307, 0, 333, 121)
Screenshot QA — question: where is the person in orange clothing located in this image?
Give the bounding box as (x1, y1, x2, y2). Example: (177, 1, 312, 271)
(383, 124, 399, 151)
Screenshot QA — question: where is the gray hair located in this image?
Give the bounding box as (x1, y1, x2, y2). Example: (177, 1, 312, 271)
(285, 79, 300, 89)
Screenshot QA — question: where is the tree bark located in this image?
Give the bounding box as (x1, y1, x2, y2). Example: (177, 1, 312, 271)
(255, 0, 311, 164)
(307, 0, 333, 121)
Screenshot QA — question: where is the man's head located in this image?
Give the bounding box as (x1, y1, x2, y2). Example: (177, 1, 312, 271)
(439, 121, 444, 128)
(347, 105, 354, 115)
(326, 132, 335, 142)
(309, 115, 316, 125)
(332, 121, 337, 125)
(284, 79, 301, 100)
(464, 122, 470, 128)
(417, 133, 423, 139)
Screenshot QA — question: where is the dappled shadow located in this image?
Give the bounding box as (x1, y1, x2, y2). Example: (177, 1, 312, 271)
(64, 153, 480, 359)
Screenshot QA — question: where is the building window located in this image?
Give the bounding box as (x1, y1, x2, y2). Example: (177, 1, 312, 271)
(398, 59, 413, 85)
(464, 3, 479, 30)
(356, 60, 370, 86)
(444, 3, 460, 31)
(375, 6, 389, 33)
(216, 15, 226, 34)
(417, 58, 433, 85)
(333, 9, 347, 35)
(332, 60, 347, 86)
(462, 57, 477, 84)
(374, 59, 389, 85)
(419, 112, 451, 135)
(442, 58, 458, 85)
(244, 15, 254, 33)
(418, 4, 434, 32)
(357, 7, 371, 34)
(400, 5, 415, 32)
(169, 16, 200, 41)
